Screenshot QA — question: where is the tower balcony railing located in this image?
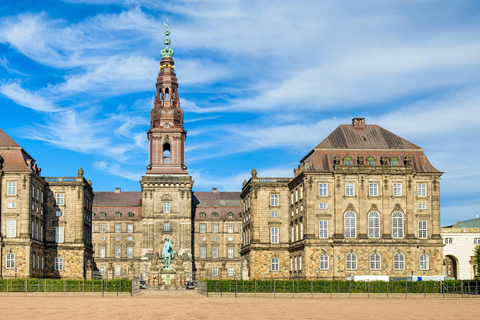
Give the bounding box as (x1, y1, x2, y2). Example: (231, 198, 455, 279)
(257, 178, 291, 183)
(44, 177, 77, 182)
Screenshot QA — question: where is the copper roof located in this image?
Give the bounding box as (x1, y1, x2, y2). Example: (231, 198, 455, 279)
(93, 191, 142, 207)
(315, 124, 421, 150)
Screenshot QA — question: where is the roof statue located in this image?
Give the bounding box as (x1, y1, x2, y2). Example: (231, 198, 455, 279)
(161, 19, 174, 58)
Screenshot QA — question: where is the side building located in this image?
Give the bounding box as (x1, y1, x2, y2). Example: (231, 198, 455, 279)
(442, 217, 480, 280)
(1, 129, 94, 279)
(241, 118, 444, 280)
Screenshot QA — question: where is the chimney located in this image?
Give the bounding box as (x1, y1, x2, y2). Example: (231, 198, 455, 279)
(115, 187, 121, 193)
(352, 117, 365, 128)
(212, 188, 218, 193)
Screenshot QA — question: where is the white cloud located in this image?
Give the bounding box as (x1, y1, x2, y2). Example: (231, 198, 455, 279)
(0, 82, 59, 112)
(93, 161, 144, 181)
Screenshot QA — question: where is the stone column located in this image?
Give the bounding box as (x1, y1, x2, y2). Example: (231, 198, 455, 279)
(176, 264, 185, 288)
(107, 262, 114, 280)
(85, 260, 93, 280)
(128, 262, 135, 280)
(198, 263, 206, 280)
(151, 259, 158, 287)
(220, 262, 227, 280)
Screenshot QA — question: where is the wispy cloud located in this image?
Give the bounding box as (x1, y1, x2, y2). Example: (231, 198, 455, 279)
(0, 81, 60, 112)
(93, 160, 144, 181)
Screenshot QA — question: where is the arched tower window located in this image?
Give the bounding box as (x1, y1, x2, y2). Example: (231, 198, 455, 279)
(163, 143, 171, 163)
(172, 89, 175, 101)
(165, 87, 169, 100)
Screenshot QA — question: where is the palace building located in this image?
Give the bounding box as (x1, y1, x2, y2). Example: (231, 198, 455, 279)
(240, 118, 444, 280)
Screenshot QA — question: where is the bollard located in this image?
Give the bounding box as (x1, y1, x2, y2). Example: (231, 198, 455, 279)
(424, 281, 426, 298)
(235, 280, 237, 298)
(405, 281, 407, 298)
(461, 280, 463, 298)
(330, 280, 332, 298)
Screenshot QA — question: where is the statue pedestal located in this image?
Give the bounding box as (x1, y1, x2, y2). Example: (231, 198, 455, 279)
(160, 268, 177, 289)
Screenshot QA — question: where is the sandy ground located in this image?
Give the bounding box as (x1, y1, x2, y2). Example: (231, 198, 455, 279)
(1, 291, 479, 320)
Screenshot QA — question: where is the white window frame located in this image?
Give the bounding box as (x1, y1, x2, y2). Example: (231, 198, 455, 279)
(368, 212, 380, 238)
(319, 220, 328, 238)
(345, 212, 356, 238)
(200, 224, 206, 233)
(56, 193, 65, 205)
(115, 246, 121, 258)
(127, 246, 133, 258)
(127, 224, 134, 233)
(55, 257, 64, 271)
(369, 183, 378, 196)
(228, 247, 234, 259)
(7, 219, 16, 238)
(164, 222, 170, 231)
(394, 253, 405, 270)
(270, 211, 278, 218)
(392, 212, 404, 238)
(271, 257, 279, 271)
(346, 253, 357, 270)
(271, 227, 279, 244)
(7, 201, 16, 208)
(200, 247, 206, 258)
(474, 238, 480, 244)
(393, 183, 402, 197)
(418, 184, 427, 197)
(228, 225, 233, 233)
(345, 183, 355, 196)
(55, 226, 64, 243)
(56, 211, 63, 217)
(115, 266, 121, 276)
(420, 254, 429, 270)
(418, 203, 427, 210)
(212, 247, 218, 258)
(319, 183, 328, 196)
(7, 182, 17, 195)
(270, 194, 279, 206)
(115, 224, 121, 233)
(228, 267, 234, 276)
(99, 266, 105, 275)
(418, 221, 427, 239)
(212, 224, 218, 233)
(99, 247, 106, 258)
(320, 254, 329, 270)
(445, 237, 453, 244)
(319, 203, 327, 209)
(6, 253, 15, 269)
(370, 253, 381, 270)
(212, 267, 218, 276)
(163, 202, 170, 213)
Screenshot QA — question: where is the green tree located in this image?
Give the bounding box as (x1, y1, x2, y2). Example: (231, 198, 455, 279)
(474, 244, 480, 278)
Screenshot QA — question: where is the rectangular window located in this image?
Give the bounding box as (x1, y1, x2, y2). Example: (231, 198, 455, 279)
(445, 237, 453, 244)
(212, 224, 218, 233)
(239, 225, 242, 233)
(228, 225, 233, 233)
(228, 247, 234, 259)
(474, 238, 480, 244)
(99, 247, 105, 258)
(393, 183, 402, 196)
(7, 201, 16, 208)
(369, 183, 378, 196)
(7, 219, 16, 238)
(127, 247, 133, 258)
(418, 221, 427, 239)
(227, 267, 234, 276)
(200, 237, 206, 241)
(127, 224, 134, 233)
(213, 237, 218, 241)
(56, 193, 65, 205)
(127, 236, 133, 241)
(164, 222, 170, 231)
(319, 220, 328, 238)
(271, 227, 279, 243)
(7, 182, 17, 195)
(115, 266, 121, 275)
(55, 257, 63, 271)
(270, 194, 279, 206)
(319, 183, 328, 196)
(212, 247, 218, 258)
(345, 183, 355, 196)
(100, 236, 105, 241)
(212, 267, 218, 276)
(200, 247, 206, 258)
(115, 224, 121, 233)
(295, 190, 298, 202)
(418, 203, 427, 210)
(319, 203, 327, 209)
(163, 202, 170, 213)
(418, 184, 427, 197)
(228, 237, 233, 241)
(200, 224, 206, 233)
(99, 266, 105, 275)
(115, 246, 121, 258)
(56, 211, 63, 217)
(100, 224, 106, 233)
(55, 226, 64, 243)
(115, 236, 120, 241)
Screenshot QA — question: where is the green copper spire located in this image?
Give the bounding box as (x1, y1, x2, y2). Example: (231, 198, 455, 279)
(161, 19, 174, 58)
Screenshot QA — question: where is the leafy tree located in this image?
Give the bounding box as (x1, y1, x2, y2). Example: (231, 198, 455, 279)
(475, 244, 480, 278)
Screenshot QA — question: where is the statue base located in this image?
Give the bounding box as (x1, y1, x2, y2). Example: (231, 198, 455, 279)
(160, 268, 177, 288)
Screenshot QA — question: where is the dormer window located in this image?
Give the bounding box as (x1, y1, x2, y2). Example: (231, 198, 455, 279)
(212, 212, 218, 219)
(367, 157, 375, 166)
(391, 157, 399, 166)
(344, 157, 352, 166)
(100, 212, 106, 218)
(200, 212, 206, 218)
(128, 212, 134, 218)
(228, 212, 234, 219)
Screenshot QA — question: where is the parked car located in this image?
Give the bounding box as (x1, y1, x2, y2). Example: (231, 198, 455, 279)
(185, 282, 195, 290)
(139, 281, 147, 289)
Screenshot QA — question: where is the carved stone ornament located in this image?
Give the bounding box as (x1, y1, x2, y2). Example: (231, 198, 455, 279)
(404, 155, 412, 166)
(381, 155, 389, 166)
(345, 203, 356, 213)
(357, 156, 365, 166)
(334, 155, 341, 165)
(251, 168, 257, 178)
(78, 167, 84, 177)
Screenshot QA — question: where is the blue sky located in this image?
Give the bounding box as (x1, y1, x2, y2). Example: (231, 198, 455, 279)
(1, 0, 480, 226)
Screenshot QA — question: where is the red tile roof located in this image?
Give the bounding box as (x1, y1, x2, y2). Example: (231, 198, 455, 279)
(93, 191, 142, 206)
(0, 129, 34, 172)
(0, 129, 20, 148)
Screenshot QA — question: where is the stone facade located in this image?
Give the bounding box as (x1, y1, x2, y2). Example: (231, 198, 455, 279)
(240, 118, 444, 280)
(0, 130, 94, 279)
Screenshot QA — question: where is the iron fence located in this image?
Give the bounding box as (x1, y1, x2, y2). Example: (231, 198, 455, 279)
(197, 279, 480, 298)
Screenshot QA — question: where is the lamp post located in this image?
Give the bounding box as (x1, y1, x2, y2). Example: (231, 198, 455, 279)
(234, 271, 236, 280)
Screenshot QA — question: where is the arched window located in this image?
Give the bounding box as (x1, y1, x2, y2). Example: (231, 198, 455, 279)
(394, 253, 405, 270)
(228, 212, 234, 219)
(212, 212, 218, 219)
(6, 253, 15, 269)
(392, 212, 404, 238)
(391, 157, 399, 166)
(55, 257, 64, 271)
(100, 212, 106, 218)
(346, 253, 357, 270)
(163, 143, 171, 163)
(420, 254, 429, 270)
(345, 212, 356, 238)
(368, 212, 380, 238)
(370, 253, 381, 270)
(271, 257, 279, 271)
(165, 87, 169, 100)
(115, 212, 122, 218)
(344, 157, 352, 166)
(367, 157, 375, 166)
(200, 212, 206, 218)
(128, 212, 134, 218)
(320, 254, 329, 270)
